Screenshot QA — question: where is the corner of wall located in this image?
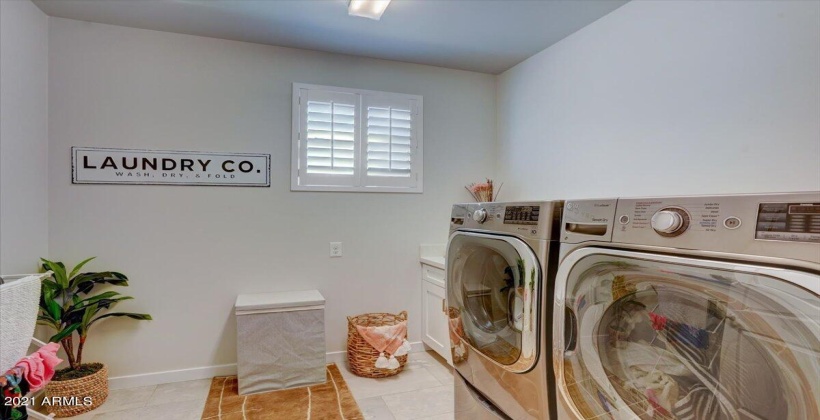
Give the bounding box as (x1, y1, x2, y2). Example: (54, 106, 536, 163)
(0, 0, 50, 274)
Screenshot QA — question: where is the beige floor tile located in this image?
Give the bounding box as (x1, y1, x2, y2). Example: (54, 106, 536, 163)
(357, 396, 397, 420)
(410, 351, 454, 385)
(30, 385, 156, 419)
(181, 410, 205, 420)
(90, 384, 157, 413)
(381, 385, 455, 420)
(416, 413, 455, 420)
(337, 357, 444, 400)
(89, 398, 205, 419)
(403, 351, 438, 369)
(147, 379, 211, 406)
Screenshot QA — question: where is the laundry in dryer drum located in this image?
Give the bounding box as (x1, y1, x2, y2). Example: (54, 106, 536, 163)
(648, 312, 709, 349)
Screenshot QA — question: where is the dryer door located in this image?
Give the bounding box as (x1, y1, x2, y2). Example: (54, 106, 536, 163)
(447, 231, 541, 373)
(553, 248, 820, 420)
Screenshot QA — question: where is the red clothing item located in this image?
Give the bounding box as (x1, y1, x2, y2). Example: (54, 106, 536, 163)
(649, 312, 668, 331)
(15, 342, 62, 392)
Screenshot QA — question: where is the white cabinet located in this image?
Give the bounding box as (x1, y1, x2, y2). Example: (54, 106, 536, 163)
(421, 263, 452, 365)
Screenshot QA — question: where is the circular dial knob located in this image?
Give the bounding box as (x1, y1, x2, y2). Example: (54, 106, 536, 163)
(473, 209, 488, 223)
(651, 208, 689, 236)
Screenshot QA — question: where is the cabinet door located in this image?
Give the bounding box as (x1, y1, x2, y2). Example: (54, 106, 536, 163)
(422, 279, 452, 364)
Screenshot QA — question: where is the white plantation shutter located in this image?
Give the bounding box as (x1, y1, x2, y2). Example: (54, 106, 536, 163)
(363, 94, 420, 188)
(306, 101, 355, 175)
(292, 84, 422, 192)
(366, 107, 412, 177)
(296, 88, 359, 186)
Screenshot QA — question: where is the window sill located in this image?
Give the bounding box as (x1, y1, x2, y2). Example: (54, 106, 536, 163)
(290, 184, 423, 193)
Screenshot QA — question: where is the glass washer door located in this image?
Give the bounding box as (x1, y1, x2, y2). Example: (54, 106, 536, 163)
(447, 231, 541, 373)
(554, 248, 820, 420)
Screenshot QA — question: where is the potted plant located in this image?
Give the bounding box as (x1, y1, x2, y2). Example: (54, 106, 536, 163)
(37, 257, 152, 417)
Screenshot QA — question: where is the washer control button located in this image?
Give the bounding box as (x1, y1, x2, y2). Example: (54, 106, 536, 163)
(619, 215, 630, 225)
(652, 210, 683, 234)
(724, 216, 742, 230)
(651, 207, 690, 237)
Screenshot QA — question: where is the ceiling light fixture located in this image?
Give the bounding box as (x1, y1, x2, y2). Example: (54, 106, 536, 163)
(348, 0, 392, 21)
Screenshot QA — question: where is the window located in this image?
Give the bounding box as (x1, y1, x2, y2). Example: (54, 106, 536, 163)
(292, 83, 423, 192)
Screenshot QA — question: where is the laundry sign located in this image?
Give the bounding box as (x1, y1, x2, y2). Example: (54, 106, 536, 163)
(72, 147, 271, 186)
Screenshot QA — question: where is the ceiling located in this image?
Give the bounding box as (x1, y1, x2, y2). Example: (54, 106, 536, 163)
(33, 0, 628, 74)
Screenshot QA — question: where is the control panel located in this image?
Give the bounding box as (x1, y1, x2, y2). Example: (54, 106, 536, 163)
(561, 193, 820, 266)
(504, 205, 540, 225)
(625, 199, 727, 236)
(756, 202, 820, 242)
(450, 201, 562, 241)
(625, 193, 820, 265)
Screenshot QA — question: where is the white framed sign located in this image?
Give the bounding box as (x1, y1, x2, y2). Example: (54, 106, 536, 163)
(72, 147, 271, 187)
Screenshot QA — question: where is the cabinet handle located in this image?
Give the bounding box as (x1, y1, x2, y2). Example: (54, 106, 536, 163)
(442, 298, 446, 314)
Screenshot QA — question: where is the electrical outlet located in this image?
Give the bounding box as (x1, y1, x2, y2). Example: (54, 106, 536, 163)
(330, 242, 342, 257)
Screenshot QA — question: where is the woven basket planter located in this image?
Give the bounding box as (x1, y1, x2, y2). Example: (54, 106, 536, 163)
(44, 364, 108, 418)
(347, 311, 408, 378)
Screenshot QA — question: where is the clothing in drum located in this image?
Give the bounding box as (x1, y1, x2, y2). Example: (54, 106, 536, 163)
(447, 233, 540, 370)
(559, 254, 820, 420)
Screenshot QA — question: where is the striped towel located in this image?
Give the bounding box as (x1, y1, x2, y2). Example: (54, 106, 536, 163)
(663, 321, 737, 419)
(673, 384, 731, 420)
(647, 311, 737, 419)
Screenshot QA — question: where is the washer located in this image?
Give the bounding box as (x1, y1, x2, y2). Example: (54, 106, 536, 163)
(447, 201, 563, 419)
(553, 192, 820, 419)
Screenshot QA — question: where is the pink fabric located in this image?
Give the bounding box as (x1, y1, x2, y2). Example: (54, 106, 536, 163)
(15, 342, 63, 392)
(355, 321, 407, 355)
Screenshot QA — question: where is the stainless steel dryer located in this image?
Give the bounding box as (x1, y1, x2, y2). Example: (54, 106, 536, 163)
(553, 192, 820, 420)
(447, 201, 563, 419)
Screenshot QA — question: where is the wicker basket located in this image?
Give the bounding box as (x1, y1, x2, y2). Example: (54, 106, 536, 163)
(347, 311, 408, 378)
(44, 364, 108, 418)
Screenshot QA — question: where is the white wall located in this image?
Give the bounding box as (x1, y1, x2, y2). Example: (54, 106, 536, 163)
(0, 0, 49, 274)
(48, 18, 495, 381)
(497, 0, 820, 200)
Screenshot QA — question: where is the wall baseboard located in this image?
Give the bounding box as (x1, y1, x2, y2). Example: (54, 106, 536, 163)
(108, 363, 237, 390)
(108, 341, 426, 390)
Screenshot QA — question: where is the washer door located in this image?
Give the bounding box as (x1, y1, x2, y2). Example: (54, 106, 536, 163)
(553, 248, 820, 420)
(447, 231, 541, 373)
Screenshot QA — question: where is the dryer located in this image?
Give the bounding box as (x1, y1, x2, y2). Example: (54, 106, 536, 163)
(447, 201, 563, 419)
(553, 192, 820, 419)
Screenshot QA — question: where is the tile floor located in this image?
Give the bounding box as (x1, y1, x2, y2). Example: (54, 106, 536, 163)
(66, 350, 455, 419)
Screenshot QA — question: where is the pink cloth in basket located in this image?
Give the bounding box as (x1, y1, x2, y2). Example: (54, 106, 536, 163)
(355, 321, 407, 355)
(16, 342, 63, 392)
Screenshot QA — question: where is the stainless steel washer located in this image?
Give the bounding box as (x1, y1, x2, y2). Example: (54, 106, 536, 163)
(447, 201, 563, 419)
(553, 192, 820, 419)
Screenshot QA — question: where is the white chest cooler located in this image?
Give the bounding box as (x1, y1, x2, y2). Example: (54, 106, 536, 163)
(235, 290, 326, 395)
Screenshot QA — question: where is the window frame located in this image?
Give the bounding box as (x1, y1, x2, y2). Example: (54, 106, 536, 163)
(291, 83, 423, 193)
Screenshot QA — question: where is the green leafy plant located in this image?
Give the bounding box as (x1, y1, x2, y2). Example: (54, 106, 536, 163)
(38, 257, 152, 372)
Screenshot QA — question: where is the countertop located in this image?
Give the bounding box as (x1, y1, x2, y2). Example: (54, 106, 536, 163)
(419, 256, 445, 270)
(419, 244, 446, 270)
